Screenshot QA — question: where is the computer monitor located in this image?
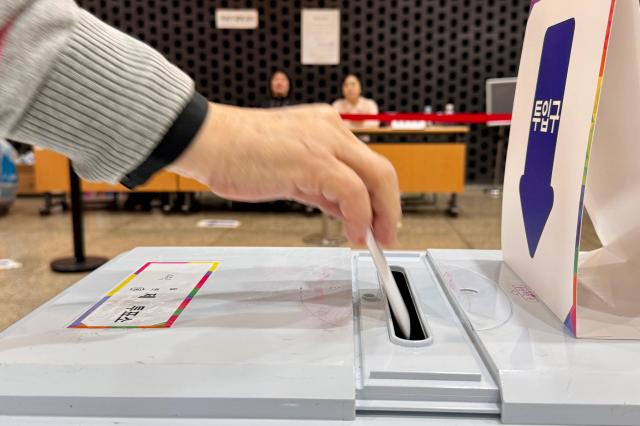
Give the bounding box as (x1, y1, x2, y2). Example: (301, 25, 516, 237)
(486, 77, 517, 119)
(485, 77, 516, 192)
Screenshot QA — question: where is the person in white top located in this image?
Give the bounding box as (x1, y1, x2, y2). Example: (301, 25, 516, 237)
(332, 74, 380, 129)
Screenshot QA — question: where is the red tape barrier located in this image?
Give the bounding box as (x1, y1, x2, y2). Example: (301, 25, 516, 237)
(340, 113, 511, 123)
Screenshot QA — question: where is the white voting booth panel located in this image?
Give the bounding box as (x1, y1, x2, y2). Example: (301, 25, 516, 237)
(579, 0, 640, 338)
(502, 0, 640, 338)
(2, 247, 640, 425)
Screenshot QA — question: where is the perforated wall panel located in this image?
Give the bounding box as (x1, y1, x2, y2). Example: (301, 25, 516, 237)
(78, 0, 530, 183)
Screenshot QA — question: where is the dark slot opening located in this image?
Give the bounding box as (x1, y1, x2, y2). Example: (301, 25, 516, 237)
(389, 269, 427, 341)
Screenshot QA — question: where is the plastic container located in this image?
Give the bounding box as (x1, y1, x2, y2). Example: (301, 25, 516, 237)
(0, 139, 18, 215)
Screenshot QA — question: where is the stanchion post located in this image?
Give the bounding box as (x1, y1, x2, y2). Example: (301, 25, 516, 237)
(51, 161, 108, 273)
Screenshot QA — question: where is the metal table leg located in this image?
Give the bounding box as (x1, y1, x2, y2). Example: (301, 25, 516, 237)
(446, 193, 459, 217)
(485, 126, 507, 198)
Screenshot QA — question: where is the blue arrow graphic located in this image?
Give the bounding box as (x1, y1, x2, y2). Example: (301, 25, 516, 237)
(520, 18, 575, 258)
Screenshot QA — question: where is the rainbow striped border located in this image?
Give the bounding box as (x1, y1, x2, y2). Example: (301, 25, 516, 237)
(69, 261, 219, 329)
(565, 0, 617, 336)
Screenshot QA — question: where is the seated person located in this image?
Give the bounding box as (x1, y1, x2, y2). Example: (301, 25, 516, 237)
(332, 74, 380, 129)
(261, 70, 296, 108)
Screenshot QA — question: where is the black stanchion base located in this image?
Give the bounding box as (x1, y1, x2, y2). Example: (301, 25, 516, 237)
(51, 256, 108, 273)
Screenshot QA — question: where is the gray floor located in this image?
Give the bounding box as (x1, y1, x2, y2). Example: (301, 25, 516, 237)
(0, 186, 601, 332)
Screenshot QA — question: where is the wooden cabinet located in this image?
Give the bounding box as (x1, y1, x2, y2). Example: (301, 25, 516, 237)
(177, 177, 209, 192)
(34, 149, 180, 193)
(370, 143, 465, 193)
(34, 138, 467, 196)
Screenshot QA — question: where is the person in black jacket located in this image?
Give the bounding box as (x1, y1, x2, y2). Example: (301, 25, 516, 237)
(261, 70, 296, 108)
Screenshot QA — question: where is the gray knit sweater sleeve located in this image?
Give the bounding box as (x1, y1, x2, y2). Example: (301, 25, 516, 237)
(0, 0, 201, 184)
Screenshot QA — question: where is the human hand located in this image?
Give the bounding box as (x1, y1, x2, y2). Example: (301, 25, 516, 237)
(168, 103, 401, 245)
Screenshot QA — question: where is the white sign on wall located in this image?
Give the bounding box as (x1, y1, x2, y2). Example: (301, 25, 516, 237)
(502, 0, 640, 339)
(301, 9, 340, 65)
(215, 9, 259, 30)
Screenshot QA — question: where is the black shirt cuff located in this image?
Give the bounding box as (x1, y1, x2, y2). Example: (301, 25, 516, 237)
(121, 92, 208, 189)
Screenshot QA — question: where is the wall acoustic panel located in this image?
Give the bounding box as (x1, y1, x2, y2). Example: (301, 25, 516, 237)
(78, 0, 529, 183)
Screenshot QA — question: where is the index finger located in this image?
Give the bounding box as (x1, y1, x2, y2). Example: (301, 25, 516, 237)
(334, 133, 402, 246)
(296, 155, 373, 244)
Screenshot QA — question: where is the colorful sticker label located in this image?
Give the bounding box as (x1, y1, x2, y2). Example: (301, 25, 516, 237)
(69, 261, 218, 329)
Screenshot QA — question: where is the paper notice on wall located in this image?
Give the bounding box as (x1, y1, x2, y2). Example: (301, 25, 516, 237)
(69, 261, 218, 329)
(301, 9, 340, 65)
(215, 9, 258, 29)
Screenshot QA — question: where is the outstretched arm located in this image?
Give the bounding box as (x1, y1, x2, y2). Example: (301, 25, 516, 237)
(0, 1, 401, 244)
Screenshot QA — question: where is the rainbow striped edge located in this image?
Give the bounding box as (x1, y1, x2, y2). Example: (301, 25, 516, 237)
(569, 0, 617, 338)
(564, 305, 577, 336)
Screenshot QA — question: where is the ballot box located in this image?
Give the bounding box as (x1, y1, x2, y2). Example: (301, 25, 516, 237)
(1, 247, 640, 425)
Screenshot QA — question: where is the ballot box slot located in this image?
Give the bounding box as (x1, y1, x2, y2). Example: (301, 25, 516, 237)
(386, 267, 430, 345)
(355, 252, 501, 414)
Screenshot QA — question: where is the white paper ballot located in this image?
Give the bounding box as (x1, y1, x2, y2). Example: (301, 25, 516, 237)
(365, 229, 411, 338)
